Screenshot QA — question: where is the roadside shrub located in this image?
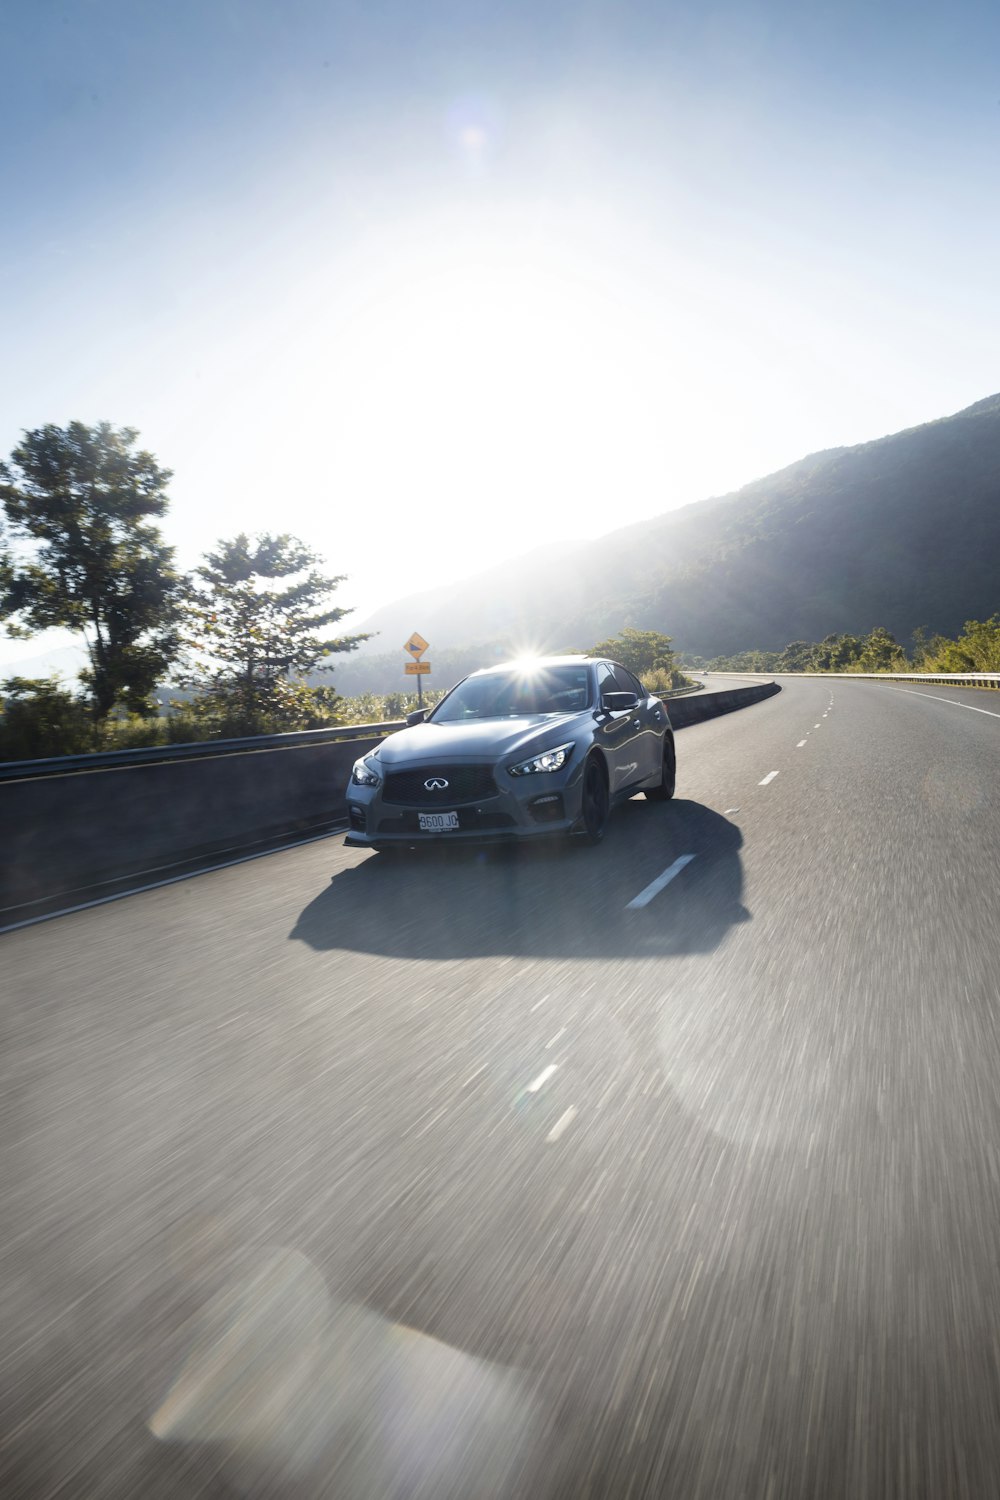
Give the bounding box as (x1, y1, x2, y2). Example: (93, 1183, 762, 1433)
(0, 676, 95, 760)
(335, 689, 446, 724)
(97, 715, 169, 751)
(644, 667, 696, 694)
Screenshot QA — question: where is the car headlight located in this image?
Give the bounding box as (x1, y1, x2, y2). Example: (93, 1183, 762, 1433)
(350, 756, 381, 788)
(508, 742, 574, 776)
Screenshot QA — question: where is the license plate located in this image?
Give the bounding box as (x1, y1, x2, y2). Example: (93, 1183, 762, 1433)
(418, 811, 460, 832)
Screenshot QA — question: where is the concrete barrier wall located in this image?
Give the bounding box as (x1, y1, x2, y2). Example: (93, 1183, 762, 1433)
(666, 679, 779, 727)
(1, 733, 382, 915)
(1, 681, 778, 917)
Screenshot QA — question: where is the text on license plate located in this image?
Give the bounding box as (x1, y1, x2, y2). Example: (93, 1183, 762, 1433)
(419, 811, 460, 832)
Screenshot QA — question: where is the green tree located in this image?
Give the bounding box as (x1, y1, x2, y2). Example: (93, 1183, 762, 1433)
(810, 633, 863, 671)
(0, 515, 12, 619)
(0, 422, 182, 719)
(706, 648, 780, 671)
(909, 626, 932, 668)
(923, 616, 1000, 672)
(854, 626, 908, 673)
(775, 640, 817, 672)
(182, 533, 372, 733)
(590, 627, 678, 679)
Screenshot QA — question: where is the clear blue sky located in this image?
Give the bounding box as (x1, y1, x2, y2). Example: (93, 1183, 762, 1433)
(3, 0, 999, 656)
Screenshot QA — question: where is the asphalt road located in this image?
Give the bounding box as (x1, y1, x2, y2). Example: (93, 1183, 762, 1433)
(4, 678, 1000, 1498)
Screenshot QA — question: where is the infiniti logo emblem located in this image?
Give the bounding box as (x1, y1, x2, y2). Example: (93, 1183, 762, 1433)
(424, 777, 449, 791)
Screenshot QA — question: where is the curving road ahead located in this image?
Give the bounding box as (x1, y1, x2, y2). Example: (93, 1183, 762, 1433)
(4, 678, 1000, 1498)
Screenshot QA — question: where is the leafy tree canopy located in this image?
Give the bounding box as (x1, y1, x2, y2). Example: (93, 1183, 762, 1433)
(0, 421, 182, 718)
(708, 624, 928, 674)
(923, 616, 1000, 672)
(589, 627, 677, 678)
(854, 626, 908, 673)
(182, 532, 372, 733)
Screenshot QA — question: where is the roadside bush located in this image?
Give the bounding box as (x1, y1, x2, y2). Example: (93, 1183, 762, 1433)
(643, 666, 696, 694)
(96, 715, 169, 751)
(0, 677, 95, 760)
(336, 689, 445, 724)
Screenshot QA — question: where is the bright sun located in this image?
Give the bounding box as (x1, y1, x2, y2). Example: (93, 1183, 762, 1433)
(311, 235, 671, 528)
(233, 217, 720, 612)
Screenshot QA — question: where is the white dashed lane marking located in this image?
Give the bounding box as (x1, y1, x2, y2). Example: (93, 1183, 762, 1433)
(625, 854, 697, 910)
(759, 771, 780, 786)
(526, 1064, 559, 1093)
(546, 1107, 578, 1144)
(796, 739, 807, 748)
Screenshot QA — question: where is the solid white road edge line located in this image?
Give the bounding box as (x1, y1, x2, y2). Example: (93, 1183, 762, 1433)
(894, 687, 1000, 720)
(759, 770, 780, 785)
(625, 854, 697, 910)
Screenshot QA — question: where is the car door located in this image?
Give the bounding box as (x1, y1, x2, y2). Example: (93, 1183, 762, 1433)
(609, 662, 662, 786)
(594, 661, 647, 796)
(618, 665, 667, 781)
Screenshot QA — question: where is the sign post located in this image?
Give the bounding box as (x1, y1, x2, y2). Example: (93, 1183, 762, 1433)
(404, 633, 430, 708)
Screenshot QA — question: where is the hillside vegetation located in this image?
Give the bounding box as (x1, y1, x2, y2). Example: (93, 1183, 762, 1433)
(355, 394, 1000, 659)
(708, 618, 1000, 675)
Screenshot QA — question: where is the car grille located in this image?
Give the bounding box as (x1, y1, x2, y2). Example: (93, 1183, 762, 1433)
(382, 765, 498, 806)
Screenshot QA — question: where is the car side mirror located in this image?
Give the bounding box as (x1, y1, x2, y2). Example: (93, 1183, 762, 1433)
(406, 708, 427, 725)
(600, 691, 638, 714)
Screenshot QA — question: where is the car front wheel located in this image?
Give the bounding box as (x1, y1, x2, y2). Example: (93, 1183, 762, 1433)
(645, 735, 676, 801)
(580, 755, 610, 843)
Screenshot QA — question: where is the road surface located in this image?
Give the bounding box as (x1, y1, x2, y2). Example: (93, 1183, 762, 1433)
(4, 677, 1000, 1498)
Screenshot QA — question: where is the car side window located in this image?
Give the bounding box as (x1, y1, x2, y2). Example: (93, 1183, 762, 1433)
(596, 663, 615, 702)
(610, 664, 640, 698)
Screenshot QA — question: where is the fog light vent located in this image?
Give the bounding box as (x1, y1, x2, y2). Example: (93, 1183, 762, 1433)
(529, 793, 564, 824)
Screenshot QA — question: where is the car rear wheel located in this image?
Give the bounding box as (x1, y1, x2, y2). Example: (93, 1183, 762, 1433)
(581, 755, 610, 843)
(645, 735, 676, 801)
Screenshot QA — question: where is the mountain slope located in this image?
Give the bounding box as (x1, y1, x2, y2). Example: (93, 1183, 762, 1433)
(357, 394, 1000, 659)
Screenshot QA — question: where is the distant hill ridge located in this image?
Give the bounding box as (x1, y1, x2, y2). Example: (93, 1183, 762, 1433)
(354, 393, 1000, 661)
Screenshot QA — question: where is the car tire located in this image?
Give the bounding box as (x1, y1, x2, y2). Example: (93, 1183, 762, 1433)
(581, 754, 610, 844)
(645, 735, 676, 801)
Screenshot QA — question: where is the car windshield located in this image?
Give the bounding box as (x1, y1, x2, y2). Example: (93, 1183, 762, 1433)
(432, 665, 591, 720)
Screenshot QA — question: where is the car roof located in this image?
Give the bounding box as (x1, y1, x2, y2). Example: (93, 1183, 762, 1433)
(467, 655, 597, 678)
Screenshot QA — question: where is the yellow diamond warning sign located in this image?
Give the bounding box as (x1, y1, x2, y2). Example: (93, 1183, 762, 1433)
(404, 632, 429, 660)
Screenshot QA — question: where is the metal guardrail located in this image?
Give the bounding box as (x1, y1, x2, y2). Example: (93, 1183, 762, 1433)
(706, 672, 1000, 687)
(0, 719, 408, 781)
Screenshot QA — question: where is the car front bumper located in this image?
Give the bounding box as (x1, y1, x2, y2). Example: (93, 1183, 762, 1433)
(344, 758, 587, 847)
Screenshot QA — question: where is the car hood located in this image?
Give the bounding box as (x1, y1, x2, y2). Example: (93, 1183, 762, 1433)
(377, 714, 583, 765)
